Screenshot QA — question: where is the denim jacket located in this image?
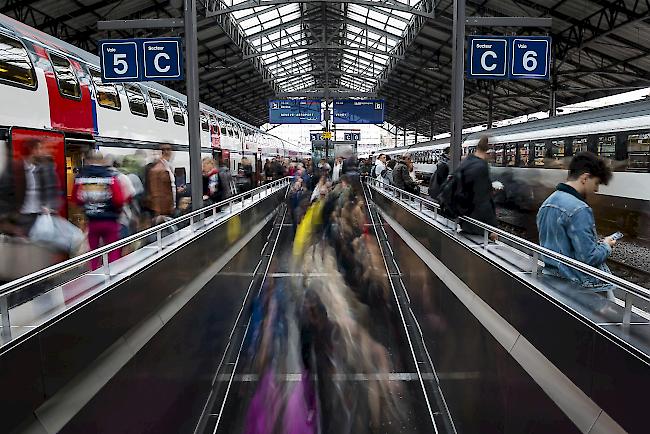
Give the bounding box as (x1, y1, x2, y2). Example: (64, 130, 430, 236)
(536, 184, 612, 290)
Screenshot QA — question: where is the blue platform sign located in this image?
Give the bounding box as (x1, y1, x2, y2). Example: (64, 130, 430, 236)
(143, 38, 183, 80)
(467, 36, 551, 80)
(467, 36, 508, 79)
(333, 99, 384, 124)
(99, 38, 183, 83)
(344, 132, 361, 141)
(510, 37, 551, 79)
(99, 40, 140, 82)
(269, 100, 321, 124)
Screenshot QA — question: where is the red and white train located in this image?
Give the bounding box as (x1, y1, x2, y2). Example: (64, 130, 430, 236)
(0, 13, 305, 218)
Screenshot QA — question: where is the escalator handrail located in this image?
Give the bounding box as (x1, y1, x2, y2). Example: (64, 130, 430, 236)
(0, 177, 291, 298)
(365, 176, 650, 303)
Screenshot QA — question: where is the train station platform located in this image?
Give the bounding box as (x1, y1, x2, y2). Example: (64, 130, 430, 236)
(1, 177, 648, 434)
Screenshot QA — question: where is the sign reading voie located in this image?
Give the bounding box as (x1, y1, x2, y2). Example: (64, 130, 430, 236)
(333, 99, 384, 124)
(269, 100, 321, 124)
(510, 37, 550, 79)
(99, 37, 183, 83)
(99, 40, 139, 82)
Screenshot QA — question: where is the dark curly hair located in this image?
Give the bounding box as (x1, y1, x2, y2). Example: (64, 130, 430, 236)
(568, 151, 613, 185)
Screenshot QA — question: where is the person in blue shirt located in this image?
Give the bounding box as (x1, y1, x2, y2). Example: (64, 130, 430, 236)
(536, 152, 616, 297)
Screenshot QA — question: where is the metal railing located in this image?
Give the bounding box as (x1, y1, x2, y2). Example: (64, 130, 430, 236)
(364, 177, 650, 328)
(0, 177, 291, 339)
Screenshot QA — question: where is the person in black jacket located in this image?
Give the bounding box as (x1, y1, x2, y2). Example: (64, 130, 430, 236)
(457, 136, 498, 238)
(428, 147, 450, 200)
(392, 154, 419, 193)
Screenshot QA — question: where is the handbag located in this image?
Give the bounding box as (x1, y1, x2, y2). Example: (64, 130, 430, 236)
(29, 213, 84, 254)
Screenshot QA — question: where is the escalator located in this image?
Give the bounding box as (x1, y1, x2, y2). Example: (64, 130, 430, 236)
(195, 183, 455, 434)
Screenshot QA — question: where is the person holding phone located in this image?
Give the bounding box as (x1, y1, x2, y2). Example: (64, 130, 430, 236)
(536, 152, 616, 298)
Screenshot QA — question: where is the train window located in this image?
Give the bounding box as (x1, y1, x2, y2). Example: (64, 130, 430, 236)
(48, 52, 81, 100)
(148, 90, 168, 122)
(0, 34, 37, 89)
(88, 69, 120, 109)
(626, 133, 650, 172)
(123, 83, 148, 117)
(200, 111, 209, 131)
(572, 137, 588, 154)
(543, 139, 566, 168)
(532, 141, 546, 167)
(168, 99, 185, 125)
(516, 143, 530, 167)
(505, 144, 516, 167)
(494, 144, 504, 166)
(597, 134, 616, 159)
(209, 114, 218, 131)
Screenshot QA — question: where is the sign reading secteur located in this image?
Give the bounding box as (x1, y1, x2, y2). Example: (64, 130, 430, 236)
(333, 99, 384, 124)
(268, 100, 321, 124)
(99, 38, 183, 82)
(467, 36, 551, 80)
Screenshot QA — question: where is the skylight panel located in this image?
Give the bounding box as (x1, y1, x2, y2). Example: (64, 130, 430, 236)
(368, 10, 387, 22)
(258, 8, 281, 22)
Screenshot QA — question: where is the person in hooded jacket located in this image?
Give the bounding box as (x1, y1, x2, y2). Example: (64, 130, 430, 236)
(202, 157, 220, 205)
(428, 147, 450, 200)
(72, 150, 125, 270)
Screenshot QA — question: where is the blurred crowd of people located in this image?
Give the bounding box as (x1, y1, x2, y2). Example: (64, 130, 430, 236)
(242, 162, 408, 433)
(0, 140, 254, 277)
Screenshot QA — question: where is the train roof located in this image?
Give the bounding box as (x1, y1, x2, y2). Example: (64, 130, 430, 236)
(465, 98, 650, 141)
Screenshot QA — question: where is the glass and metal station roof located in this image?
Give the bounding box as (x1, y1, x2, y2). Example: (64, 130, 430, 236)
(227, 1, 413, 93)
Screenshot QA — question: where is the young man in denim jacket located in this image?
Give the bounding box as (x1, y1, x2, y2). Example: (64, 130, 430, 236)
(536, 152, 616, 298)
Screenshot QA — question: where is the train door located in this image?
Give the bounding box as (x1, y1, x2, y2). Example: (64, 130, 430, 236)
(64, 142, 86, 226)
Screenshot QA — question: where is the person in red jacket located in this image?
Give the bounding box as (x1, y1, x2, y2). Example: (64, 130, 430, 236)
(72, 150, 125, 270)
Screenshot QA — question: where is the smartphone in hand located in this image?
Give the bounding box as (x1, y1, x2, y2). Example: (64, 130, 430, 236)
(609, 231, 624, 241)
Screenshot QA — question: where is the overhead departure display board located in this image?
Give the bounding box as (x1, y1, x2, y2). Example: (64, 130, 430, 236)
(268, 100, 321, 124)
(333, 99, 384, 124)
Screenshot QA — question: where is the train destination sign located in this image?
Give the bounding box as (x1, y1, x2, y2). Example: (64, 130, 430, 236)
(99, 38, 183, 82)
(467, 36, 551, 80)
(269, 100, 321, 124)
(333, 99, 384, 124)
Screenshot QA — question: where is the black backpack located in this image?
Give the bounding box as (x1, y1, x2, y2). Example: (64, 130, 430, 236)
(436, 167, 471, 219)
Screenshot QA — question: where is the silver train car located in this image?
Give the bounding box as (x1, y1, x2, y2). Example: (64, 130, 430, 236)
(378, 99, 650, 247)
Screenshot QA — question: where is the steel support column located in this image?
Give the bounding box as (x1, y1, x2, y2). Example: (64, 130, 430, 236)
(450, 0, 465, 171)
(185, 0, 202, 211)
(487, 86, 494, 129)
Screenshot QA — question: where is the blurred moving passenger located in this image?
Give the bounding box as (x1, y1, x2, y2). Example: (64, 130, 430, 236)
(385, 157, 396, 184)
(216, 158, 237, 202)
(0, 138, 60, 236)
(107, 156, 137, 240)
(373, 153, 390, 184)
(536, 152, 616, 297)
(240, 156, 254, 191)
(457, 136, 498, 238)
(392, 154, 419, 194)
(146, 144, 176, 219)
(72, 150, 125, 270)
(428, 147, 450, 200)
(201, 157, 219, 205)
(332, 157, 343, 182)
(264, 159, 273, 183)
